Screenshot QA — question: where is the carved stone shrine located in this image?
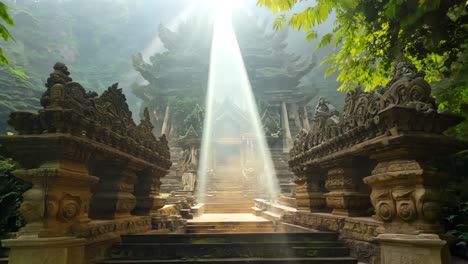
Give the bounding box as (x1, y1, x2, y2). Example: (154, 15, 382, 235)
(0, 63, 172, 264)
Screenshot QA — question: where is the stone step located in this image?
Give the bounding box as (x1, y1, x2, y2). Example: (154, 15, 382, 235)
(186, 228, 275, 233)
(203, 204, 253, 213)
(100, 232, 356, 264)
(187, 222, 273, 227)
(204, 208, 253, 213)
(108, 243, 350, 259)
(101, 257, 357, 263)
(120, 232, 340, 244)
(186, 222, 275, 233)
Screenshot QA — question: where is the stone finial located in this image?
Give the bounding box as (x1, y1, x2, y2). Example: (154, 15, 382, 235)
(388, 56, 425, 86)
(45, 62, 72, 88)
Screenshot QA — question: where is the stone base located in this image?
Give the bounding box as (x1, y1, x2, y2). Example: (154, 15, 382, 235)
(378, 233, 451, 264)
(2, 236, 85, 264)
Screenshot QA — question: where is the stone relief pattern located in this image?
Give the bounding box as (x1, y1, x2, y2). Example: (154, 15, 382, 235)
(342, 238, 381, 264)
(289, 57, 439, 174)
(282, 212, 379, 241)
(283, 212, 381, 263)
(8, 63, 171, 168)
(72, 217, 152, 242)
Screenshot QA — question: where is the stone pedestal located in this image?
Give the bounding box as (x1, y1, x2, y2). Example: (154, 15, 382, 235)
(378, 234, 451, 264)
(3, 236, 85, 264)
(323, 158, 371, 216)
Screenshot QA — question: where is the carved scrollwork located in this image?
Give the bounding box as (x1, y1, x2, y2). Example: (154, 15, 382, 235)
(397, 201, 416, 222)
(59, 194, 81, 221)
(376, 201, 394, 222)
(289, 57, 445, 176)
(7, 63, 172, 172)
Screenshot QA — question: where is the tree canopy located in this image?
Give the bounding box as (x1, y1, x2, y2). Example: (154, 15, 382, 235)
(258, 0, 468, 139)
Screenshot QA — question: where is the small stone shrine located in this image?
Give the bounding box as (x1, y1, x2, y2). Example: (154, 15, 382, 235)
(0, 63, 172, 264)
(284, 56, 467, 264)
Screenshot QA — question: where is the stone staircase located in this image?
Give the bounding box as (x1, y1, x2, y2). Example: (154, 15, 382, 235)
(160, 147, 183, 194)
(100, 232, 358, 264)
(269, 147, 295, 194)
(203, 191, 255, 213)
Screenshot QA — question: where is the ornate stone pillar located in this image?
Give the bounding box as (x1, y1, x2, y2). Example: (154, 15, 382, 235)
(294, 166, 328, 212)
(364, 147, 453, 264)
(365, 155, 446, 234)
(89, 161, 137, 219)
(15, 160, 98, 238)
(133, 169, 166, 216)
(323, 157, 372, 217)
(281, 102, 293, 152)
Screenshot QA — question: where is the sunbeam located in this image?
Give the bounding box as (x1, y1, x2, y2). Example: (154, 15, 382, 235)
(196, 0, 280, 204)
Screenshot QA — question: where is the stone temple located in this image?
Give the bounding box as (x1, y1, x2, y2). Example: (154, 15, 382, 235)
(0, 9, 466, 264)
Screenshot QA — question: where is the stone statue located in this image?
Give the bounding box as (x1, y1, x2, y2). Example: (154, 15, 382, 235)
(311, 98, 340, 132)
(178, 146, 198, 191)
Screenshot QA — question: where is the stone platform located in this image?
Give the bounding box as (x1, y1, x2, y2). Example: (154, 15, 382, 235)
(186, 213, 275, 233)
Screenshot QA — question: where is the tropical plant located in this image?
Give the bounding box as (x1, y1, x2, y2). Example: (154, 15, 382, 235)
(0, 1, 14, 65)
(440, 150, 468, 259)
(257, 0, 467, 90)
(257, 0, 468, 139)
(0, 156, 30, 236)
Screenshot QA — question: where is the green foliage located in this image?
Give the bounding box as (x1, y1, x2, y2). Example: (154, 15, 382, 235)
(258, 0, 468, 139)
(0, 0, 168, 134)
(439, 150, 468, 259)
(0, 1, 14, 65)
(0, 156, 30, 236)
(166, 96, 198, 126)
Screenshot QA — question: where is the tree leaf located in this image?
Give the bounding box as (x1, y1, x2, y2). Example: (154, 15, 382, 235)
(306, 30, 318, 41)
(0, 2, 14, 26)
(0, 24, 13, 41)
(0, 47, 8, 65)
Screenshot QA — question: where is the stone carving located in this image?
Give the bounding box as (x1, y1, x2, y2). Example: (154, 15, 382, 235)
(285, 54, 466, 262)
(260, 103, 282, 143)
(19, 188, 45, 225)
(288, 59, 465, 186)
(311, 98, 340, 132)
(58, 194, 81, 222)
(364, 158, 448, 234)
(289, 57, 445, 169)
(0, 61, 171, 264)
(342, 238, 380, 264)
(9, 63, 171, 167)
